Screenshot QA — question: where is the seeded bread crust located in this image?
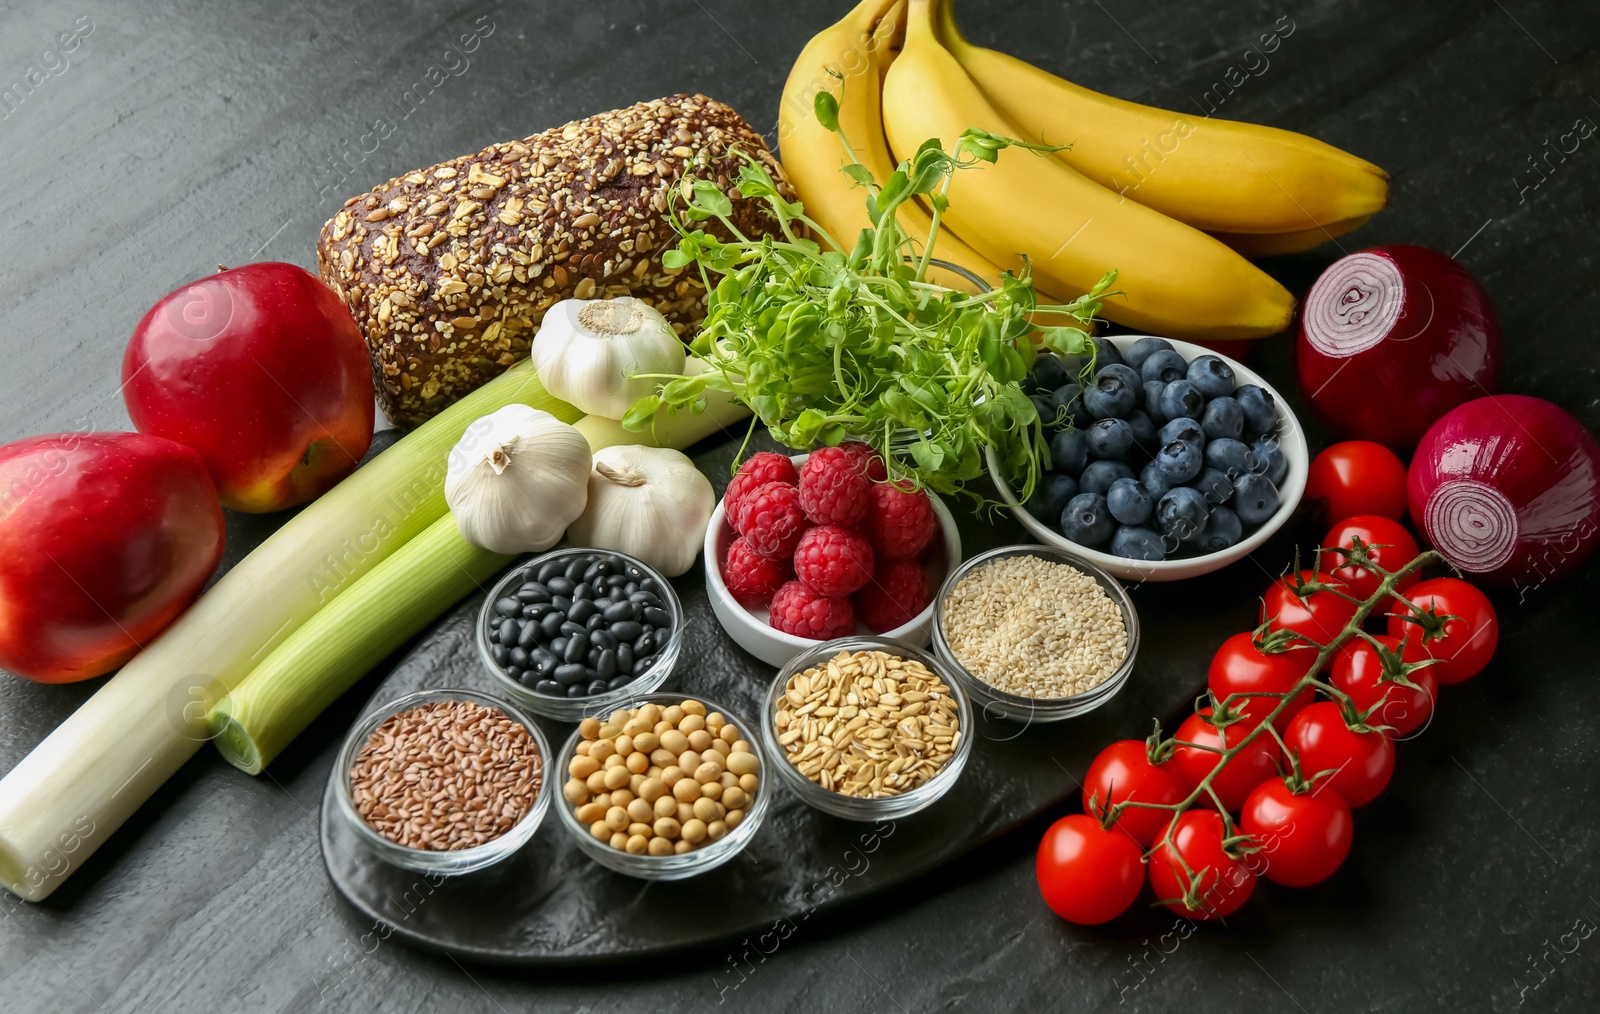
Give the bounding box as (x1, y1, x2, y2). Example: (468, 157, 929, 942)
(316, 94, 790, 429)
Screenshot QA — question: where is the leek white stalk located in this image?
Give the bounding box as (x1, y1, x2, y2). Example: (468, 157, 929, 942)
(0, 361, 577, 901)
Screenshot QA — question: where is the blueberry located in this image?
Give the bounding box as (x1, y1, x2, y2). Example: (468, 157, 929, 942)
(1252, 435, 1288, 485)
(1141, 349, 1190, 385)
(1049, 428, 1089, 474)
(1124, 337, 1175, 374)
(1030, 354, 1068, 392)
(1086, 417, 1135, 460)
(1060, 492, 1114, 546)
(1126, 410, 1158, 451)
(1141, 379, 1169, 424)
(1026, 473, 1079, 524)
(1195, 506, 1243, 553)
(1159, 380, 1205, 421)
(1106, 477, 1154, 525)
(1155, 440, 1203, 483)
(1235, 384, 1277, 432)
(1159, 417, 1205, 448)
(1095, 363, 1142, 391)
(1082, 372, 1138, 419)
(1204, 437, 1254, 476)
(1050, 382, 1084, 421)
(1091, 336, 1125, 370)
(1232, 472, 1280, 524)
(1157, 486, 1211, 541)
(1111, 525, 1166, 561)
(1186, 355, 1236, 399)
(1192, 467, 1234, 505)
(1079, 459, 1135, 497)
(1200, 396, 1245, 441)
(1140, 460, 1173, 499)
(1029, 392, 1057, 423)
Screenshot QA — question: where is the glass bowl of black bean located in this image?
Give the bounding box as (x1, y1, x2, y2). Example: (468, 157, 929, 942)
(478, 548, 683, 722)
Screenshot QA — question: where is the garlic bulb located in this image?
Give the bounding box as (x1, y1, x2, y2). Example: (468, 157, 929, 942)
(532, 297, 687, 420)
(444, 405, 591, 554)
(567, 445, 715, 577)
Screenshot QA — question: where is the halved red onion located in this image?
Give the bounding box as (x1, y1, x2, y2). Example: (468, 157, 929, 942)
(1408, 395, 1600, 585)
(1297, 245, 1501, 448)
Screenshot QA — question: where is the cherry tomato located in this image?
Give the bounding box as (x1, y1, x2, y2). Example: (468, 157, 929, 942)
(1082, 740, 1186, 847)
(1330, 635, 1437, 738)
(1147, 810, 1256, 920)
(1171, 709, 1281, 812)
(1305, 441, 1408, 522)
(1385, 577, 1498, 685)
(1036, 814, 1145, 925)
(1283, 701, 1394, 807)
(1240, 777, 1353, 887)
(1260, 570, 1360, 650)
(1206, 631, 1317, 730)
(1321, 515, 1421, 603)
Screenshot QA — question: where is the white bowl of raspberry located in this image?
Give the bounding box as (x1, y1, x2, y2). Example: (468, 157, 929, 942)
(705, 449, 963, 668)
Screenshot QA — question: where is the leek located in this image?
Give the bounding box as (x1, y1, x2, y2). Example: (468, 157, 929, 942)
(0, 362, 576, 901)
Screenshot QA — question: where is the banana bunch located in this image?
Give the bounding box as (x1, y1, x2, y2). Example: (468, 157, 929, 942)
(778, 0, 1390, 341)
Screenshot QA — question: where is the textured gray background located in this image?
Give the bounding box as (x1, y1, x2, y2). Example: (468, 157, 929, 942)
(2, 1, 1599, 1011)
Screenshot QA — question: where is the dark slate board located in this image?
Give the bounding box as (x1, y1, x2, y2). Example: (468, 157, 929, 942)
(320, 428, 1303, 966)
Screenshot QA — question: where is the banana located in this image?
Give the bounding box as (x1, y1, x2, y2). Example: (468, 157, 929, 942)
(776, 0, 1017, 295)
(930, 0, 1388, 239)
(1214, 215, 1374, 257)
(882, 0, 1294, 341)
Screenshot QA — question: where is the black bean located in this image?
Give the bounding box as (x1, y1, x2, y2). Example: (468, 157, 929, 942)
(495, 597, 521, 617)
(639, 578, 660, 594)
(586, 613, 605, 631)
(518, 670, 539, 687)
(490, 643, 510, 667)
(521, 602, 554, 621)
(611, 620, 642, 642)
(535, 679, 562, 695)
(532, 647, 557, 673)
(586, 647, 602, 668)
(605, 575, 628, 590)
(550, 636, 568, 657)
(509, 647, 530, 668)
(559, 620, 585, 638)
(554, 662, 587, 686)
(604, 600, 638, 622)
(607, 676, 633, 691)
(504, 666, 522, 680)
(564, 558, 588, 582)
(537, 560, 564, 583)
(586, 680, 609, 696)
(573, 582, 593, 602)
(515, 583, 550, 603)
(590, 628, 617, 651)
(582, 560, 603, 583)
(635, 653, 657, 672)
(642, 606, 671, 628)
(628, 590, 660, 606)
(546, 576, 574, 596)
(551, 595, 572, 614)
(540, 611, 565, 640)
(633, 631, 655, 655)
(596, 649, 618, 679)
(564, 632, 589, 663)
(566, 684, 586, 698)
(617, 643, 635, 674)
(568, 599, 597, 624)
(624, 581, 639, 596)
(496, 618, 518, 645)
(516, 622, 540, 650)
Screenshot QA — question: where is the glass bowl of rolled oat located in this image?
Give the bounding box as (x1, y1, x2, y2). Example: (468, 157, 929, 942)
(931, 545, 1139, 723)
(332, 688, 553, 875)
(761, 636, 973, 821)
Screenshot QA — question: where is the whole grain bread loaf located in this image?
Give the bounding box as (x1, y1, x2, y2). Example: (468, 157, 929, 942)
(317, 94, 790, 429)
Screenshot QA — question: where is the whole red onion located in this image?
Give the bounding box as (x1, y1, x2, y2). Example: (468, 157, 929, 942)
(1297, 245, 1500, 448)
(1408, 395, 1600, 586)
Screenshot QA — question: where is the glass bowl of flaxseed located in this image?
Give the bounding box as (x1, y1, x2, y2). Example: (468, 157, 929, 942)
(333, 688, 552, 875)
(931, 545, 1139, 722)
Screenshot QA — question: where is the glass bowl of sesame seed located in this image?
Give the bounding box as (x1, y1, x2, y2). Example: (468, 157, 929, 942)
(760, 636, 974, 821)
(931, 545, 1140, 723)
(332, 687, 553, 876)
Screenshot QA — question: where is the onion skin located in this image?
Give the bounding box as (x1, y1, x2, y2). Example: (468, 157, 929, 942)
(1408, 395, 1600, 585)
(1296, 245, 1501, 448)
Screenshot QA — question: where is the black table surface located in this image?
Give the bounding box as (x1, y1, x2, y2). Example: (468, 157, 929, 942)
(3, 1, 1599, 1011)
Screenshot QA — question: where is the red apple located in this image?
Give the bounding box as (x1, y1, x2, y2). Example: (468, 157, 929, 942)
(0, 432, 225, 683)
(122, 262, 374, 513)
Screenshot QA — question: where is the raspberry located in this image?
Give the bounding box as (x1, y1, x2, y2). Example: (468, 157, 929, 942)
(798, 446, 871, 527)
(724, 453, 798, 532)
(739, 481, 808, 558)
(721, 536, 791, 606)
(866, 481, 938, 560)
(854, 559, 931, 632)
(769, 580, 855, 640)
(838, 440, 887, 481)
(792, 525, 875, 597)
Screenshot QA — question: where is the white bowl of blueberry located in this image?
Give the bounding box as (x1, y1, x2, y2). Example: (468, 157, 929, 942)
(987, 334, 1308, 582)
